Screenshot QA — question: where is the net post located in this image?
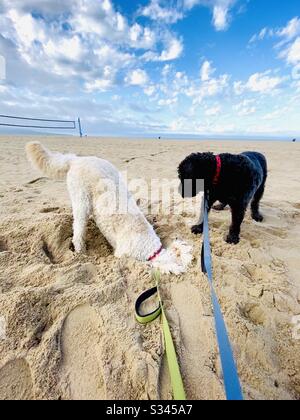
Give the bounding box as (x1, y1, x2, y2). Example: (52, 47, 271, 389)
(78, 117, 83, 138)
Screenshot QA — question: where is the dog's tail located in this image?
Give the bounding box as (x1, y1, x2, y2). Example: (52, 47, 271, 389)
(26, 142, 76, 180)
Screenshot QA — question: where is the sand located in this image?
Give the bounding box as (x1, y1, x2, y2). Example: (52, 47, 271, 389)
(0, 135, 299, 400)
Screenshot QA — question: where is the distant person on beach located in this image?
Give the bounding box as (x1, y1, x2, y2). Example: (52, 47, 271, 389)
(292, 139, 296, 142)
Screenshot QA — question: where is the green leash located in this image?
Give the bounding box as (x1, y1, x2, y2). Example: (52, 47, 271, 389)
(135, 270, 186, 400)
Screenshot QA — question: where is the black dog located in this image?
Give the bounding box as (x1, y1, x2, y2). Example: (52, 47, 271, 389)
(178, 151, 267, 244)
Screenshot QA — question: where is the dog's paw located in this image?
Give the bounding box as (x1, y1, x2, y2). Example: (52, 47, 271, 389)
(225, 233, 240, 245)
(252, 213, 264, 223)
(191, 224, 203, 235)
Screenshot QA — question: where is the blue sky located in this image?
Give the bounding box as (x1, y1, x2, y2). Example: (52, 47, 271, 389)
(0, 0, 300, 137)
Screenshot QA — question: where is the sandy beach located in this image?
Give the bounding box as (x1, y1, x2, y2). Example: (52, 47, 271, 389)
(0, 136, 299, 400)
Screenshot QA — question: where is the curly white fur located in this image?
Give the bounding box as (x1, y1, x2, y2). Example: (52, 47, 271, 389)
(26, 142, 192, 275)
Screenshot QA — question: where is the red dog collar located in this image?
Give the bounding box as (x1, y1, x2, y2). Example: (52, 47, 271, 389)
(212, 155, 222, 186)
(148, 245, 163, 262)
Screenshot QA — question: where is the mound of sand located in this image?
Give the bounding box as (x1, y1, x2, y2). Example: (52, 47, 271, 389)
(0, 136, 299, 400)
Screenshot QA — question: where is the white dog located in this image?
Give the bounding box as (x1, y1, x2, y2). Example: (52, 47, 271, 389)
(26, 142, 192, 275)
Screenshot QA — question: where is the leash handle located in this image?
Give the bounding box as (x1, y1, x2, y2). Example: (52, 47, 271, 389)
(135, 271, 186, 400)
(135, 286, 161, 324)
(201, 197, 244, 401)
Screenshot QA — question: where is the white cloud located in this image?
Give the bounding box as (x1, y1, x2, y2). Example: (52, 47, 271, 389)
(234, 99, 256, 116)
(0, 0, 184, 92)
(1, 0, 73, 15)
(257, 28, 269, 40)
(141, 0, 237, 31)
(183, 0, 200, 9)
(158, 97, 178, 106)
(235, 71, 285, 94)
(162, 64, 172, 77)
(85, 78, 114, 92)
(204, 75, 229, 95)
(44, 37, 83, 62)
(275, 18, 300, 79)
(277, 17, 300, 42)
(128, 24, 157, 49)
(69, 1, 158, 51)
(7, 9, 46, 48)
(249, 27, 274, 44)
(144, 85, 157, 96)
(143, 36, 183, 62)
(140, 0, 183, 24)
(247, 72, 285, 93)
(199, 74, 229, 100)
(200, 60, 215, 81)
(212, 5, 228, 31)
(125, 69, 149, 86)
(249, 17, 300, 48)
(205, 105, 221, 116)
(233, 81, 244, 95)
(261, 109, 285, 121)
(250, 17, 300, 45)
(94, 45, 133, 69)
(179, 60, 229, 104)
(186, 73, 229, 105)
(169, 114, 237, 135)
(248, 17, 300, 86)
(202, 0, 237, 31)
(280, 37, 300, 65)
(160, 37, 183, 61)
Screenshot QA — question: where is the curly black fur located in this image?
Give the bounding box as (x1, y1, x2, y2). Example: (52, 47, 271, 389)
(178, 151, 268, 244)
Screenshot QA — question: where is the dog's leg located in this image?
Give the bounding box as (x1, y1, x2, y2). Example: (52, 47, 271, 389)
(191, 194, 204, 235)
(114, 244, 126, 259)
(73, 209, 88, 253)
(192, 195, 214, 235)
(251, 181, 266, 222)
(68, 181, 90, 253)
(226, 204, 247, 244)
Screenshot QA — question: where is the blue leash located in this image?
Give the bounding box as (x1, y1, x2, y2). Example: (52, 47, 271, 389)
(201, 196, 244, 401)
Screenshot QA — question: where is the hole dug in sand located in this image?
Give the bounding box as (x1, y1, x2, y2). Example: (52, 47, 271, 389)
(32, 215, 74, 264)
(37, 217, 112, 264)
(0, 359, 34, 400)
(239, 303, 268, 327)
(84, 219, 113, 259)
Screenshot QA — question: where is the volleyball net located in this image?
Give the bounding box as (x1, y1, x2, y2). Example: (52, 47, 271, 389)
(0, 114, 83, 137)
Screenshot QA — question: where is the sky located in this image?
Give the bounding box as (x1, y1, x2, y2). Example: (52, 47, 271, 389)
(0, 0, 300, 138)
